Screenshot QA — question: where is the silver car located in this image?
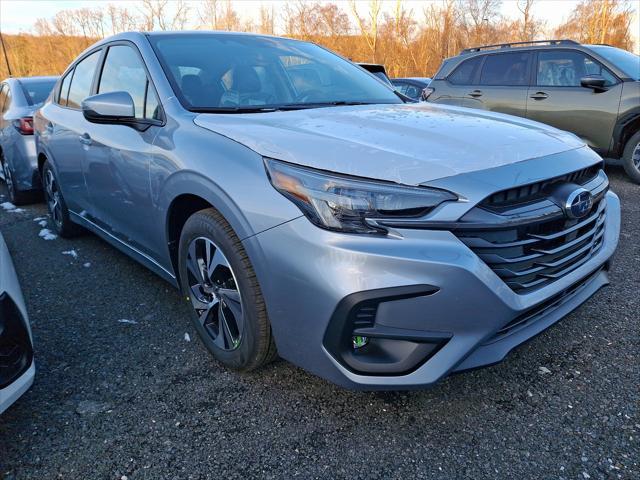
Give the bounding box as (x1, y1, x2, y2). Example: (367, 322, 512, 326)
(35, 32, 620, 390)
(0, 76, 58, 204)
(0, 231, 34, 414)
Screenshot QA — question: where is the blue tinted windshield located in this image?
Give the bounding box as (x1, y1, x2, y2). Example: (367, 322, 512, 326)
(589, 46, 640, 80)
(149, 34, 401, 111)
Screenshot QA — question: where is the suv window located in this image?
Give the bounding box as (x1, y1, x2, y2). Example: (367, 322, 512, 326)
(67, 51, 101, 109)
(58, 71, 72, 106)
(448, 56, 482, 85)
(479, 52, 530, 86)
(537, 50, 617, 87)
(98, 45, 161, 120)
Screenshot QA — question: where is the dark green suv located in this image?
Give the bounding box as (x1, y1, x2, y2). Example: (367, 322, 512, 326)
(425, 40, 640, 183)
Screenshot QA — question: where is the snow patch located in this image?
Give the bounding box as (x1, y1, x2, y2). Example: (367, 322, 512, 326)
(118, 319, 138, 325)
(184, 333, 191, 342)
(38, 228, 57, 240)
(1, 202, 16, 210)
(38, 220, 47, 227)
(83, 262, 91, 268)
(33, 217, 46, 222)
(62, 249, 78, 259)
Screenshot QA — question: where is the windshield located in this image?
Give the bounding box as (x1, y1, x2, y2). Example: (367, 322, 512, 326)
(149, 33, 402, 111)
(589, 46, 640, 80)
(20, 79, 56, 105)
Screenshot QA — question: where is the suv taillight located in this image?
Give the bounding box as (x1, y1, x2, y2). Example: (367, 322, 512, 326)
(421, 87, 434, 101)
(13, 117, 34, 135)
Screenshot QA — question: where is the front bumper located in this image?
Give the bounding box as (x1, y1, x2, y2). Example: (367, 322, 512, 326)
(246, 191, 620, 390)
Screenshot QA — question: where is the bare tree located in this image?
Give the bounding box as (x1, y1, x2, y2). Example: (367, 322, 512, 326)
(258, 4, 275, 34)
(555, 0, 635, 50)
(349, 0, 383, 62)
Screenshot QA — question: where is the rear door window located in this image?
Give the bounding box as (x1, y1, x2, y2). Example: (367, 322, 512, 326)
(479, 52, 531, 86)
(448, 56, 482, 85)
(67, 50, 101, 109)
(57, 71, 72, 106)
(537, 50, 618, 87)
(0, 84, 7, 112)
(2, 87, 11, 113)
(98, 44, 161, 120)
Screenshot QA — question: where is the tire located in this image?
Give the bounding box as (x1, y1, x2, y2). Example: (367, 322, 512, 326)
(178, 208, 277, 371)
(1, 155, 31, 206)
(622, 130, 640, 184)
(42, 160, 82, 237)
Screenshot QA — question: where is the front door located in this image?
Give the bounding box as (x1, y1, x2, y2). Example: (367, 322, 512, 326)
(82, 44, 162, 257)
(526, 49, 623, 155)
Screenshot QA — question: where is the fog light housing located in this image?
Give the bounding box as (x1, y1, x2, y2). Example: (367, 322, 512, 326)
(352, 336, 369, 349)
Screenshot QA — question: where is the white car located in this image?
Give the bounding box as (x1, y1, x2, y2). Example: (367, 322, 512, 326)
(0, 231, 34, 414)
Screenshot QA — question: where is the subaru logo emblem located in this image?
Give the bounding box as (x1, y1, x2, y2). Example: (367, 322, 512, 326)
(565, 188, 593, 219)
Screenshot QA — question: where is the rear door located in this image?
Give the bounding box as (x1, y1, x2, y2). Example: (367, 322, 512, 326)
(525, 49, 623, 155)
(42, 50, 102, 213)
(471, 51, 532, 117)
(82, 42, 163, 257)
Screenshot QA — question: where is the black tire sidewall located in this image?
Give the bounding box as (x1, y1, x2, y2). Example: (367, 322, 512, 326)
(622, 131, 640, 184)
(42, 161, 77, 237)
(178, 211, 261, 370)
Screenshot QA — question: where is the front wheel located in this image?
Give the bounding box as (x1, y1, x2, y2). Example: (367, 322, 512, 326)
(622, 131, 640, 184)
(178, 208, 277, 371)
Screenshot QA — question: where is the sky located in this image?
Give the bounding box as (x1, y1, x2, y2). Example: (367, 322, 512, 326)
(1, 0, 639, 53)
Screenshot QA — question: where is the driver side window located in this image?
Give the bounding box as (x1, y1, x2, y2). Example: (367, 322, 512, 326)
(537, 50, 617, 87)
(98, 45, 161, 120)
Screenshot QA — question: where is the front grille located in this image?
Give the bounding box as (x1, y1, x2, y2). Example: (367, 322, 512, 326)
(484, 164, 601, 209)
(484, 266, 604, 343)
(456, 197, 606, 294)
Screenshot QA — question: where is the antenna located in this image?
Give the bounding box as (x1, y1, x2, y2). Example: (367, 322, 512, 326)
(0, 30, 13, 77)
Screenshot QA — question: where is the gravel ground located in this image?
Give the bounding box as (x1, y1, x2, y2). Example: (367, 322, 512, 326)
(0, 167, 638, 480)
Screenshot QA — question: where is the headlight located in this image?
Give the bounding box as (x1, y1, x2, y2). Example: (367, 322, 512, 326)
(264, 158, 457, 234)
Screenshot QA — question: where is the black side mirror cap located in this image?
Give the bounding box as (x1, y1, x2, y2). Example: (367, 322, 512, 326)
(580, 75, 608, 92)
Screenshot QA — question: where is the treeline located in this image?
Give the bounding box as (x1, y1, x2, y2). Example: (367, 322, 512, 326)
(0, 0, 636, 79)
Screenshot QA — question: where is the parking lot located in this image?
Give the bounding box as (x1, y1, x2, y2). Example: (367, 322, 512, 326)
(0, 167, 637, 479)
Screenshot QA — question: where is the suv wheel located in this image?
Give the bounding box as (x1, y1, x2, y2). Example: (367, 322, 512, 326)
(42, 161, 82, 237)
(178, 208, 277, 371)
(622, 131, 640, 184)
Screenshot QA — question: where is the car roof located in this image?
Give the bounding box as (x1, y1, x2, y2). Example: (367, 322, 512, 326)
(392, 77, 431, 83)
(433, 39, 634, 81)
(16, 76, 58, 84)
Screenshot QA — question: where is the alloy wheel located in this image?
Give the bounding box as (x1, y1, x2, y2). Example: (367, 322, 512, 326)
(186, 236, 244, 351)
(44, 169, 63, 228)
(633, 141, 640, 171)
(2, 161, 15, 200)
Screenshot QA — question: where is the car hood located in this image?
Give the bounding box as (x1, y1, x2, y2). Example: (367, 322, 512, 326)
(194, 103, 585, 185)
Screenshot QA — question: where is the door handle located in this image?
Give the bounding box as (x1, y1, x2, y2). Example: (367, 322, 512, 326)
(530, 92, 549, 100)
(79, 133, 92, 146)
(468, 90, 483, 98)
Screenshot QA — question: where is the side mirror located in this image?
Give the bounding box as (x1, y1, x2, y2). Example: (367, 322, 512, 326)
(580, 75, 607, 92)
(82, 91, 135, 124)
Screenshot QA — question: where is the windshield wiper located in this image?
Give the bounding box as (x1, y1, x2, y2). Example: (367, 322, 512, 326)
(190, 106, 279, 114)
(192, 101, 384, 114)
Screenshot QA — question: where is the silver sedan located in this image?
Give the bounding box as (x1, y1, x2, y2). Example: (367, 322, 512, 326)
(0, 76, 57, 204)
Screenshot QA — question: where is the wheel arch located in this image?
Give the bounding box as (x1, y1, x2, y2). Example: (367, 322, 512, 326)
(612, 109, 640, 158)
(161, 171, 256, 283)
